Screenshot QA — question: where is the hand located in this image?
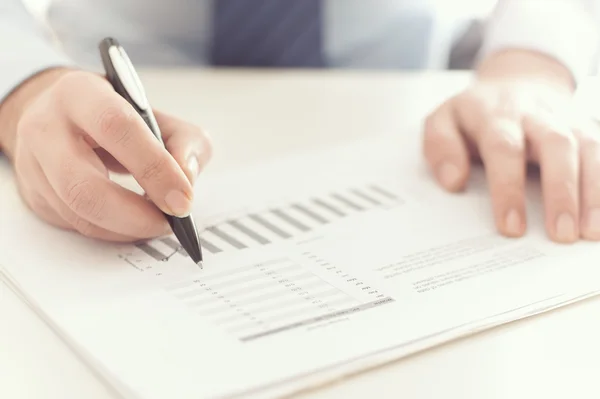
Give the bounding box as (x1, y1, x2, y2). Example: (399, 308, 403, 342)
(0, 68, 212, 242)
(423, 50, 599, 243)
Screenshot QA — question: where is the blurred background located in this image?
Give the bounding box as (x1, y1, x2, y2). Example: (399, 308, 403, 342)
(19, 0, 499, 72)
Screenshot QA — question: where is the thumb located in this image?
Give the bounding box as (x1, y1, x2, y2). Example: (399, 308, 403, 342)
(155, 110, 213, 185)
(422, 100, 470, 192)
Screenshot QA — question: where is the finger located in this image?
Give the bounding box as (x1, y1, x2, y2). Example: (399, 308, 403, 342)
(575, 121, 600, 240)
(36, 202, 73, 232)
(17, 132, 141, 241)
(422, 101, 470, 192)
(525, 115, 579, 243)
(57, 72, 194, 217)
(30, 155, 139, 242)
(154, 110, 213, 185)
(477, 118, 527, 237)
(27, 115, 171, 239)
(12, 145, 72, 230)
(21, 185, 72, 231)
(94, 113, 213, 179)
(95, 148, 129, 174)
(18, 177, 72, 231)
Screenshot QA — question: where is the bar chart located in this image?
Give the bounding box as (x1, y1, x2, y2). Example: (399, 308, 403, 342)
(124, 182, 402, 268)
(165, 255, 394, 341)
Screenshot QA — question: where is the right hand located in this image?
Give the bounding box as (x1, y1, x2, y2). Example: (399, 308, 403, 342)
(0, 68, 212, 242)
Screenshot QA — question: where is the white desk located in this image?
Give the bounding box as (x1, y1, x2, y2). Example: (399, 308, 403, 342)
(2, 70, 600, 399)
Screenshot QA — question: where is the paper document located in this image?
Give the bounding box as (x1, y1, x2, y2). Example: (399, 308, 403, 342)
(2, 132, 600, 399)
(127, 181, 402, 270)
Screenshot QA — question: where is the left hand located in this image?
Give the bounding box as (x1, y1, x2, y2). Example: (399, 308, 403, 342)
(423, 49, 600, 243)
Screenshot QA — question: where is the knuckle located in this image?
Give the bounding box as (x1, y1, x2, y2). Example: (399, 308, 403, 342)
(96, 105, 136, 146)
(422, 116, 446, 147)
(16, 112, 37, 135)
(423, 99, 454, 132)
(16, 110, 49, 142)
(458, 89, 487, 116)
(423, 112, 439, 134)
(54, 71, 92, 97)
(482, 127, 523, 157)
(138, 156, 167, 182)
(63, 178, 106, 220)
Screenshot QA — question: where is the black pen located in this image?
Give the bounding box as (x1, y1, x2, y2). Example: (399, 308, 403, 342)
(98, 37, 204, 268)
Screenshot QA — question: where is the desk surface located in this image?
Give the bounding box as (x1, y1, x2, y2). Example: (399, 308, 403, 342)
(2, 70, 600, 399)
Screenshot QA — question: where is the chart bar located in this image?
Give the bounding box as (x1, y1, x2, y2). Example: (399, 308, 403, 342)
(135, 242, 166, 261)
(228, 220, 270, 244)
(312, 198, 345, 216)
(369, 184, 397, 200)
(249, 214, 291, 238)
(160, 237, 178, 250)
(160, 237, 189, 257)
(199, 236, 223, 254)
(206, 226, 247, 249)
(331, 193, 364, 211)
(271, 209, 310, 232)
(292, 204, 328, 224)
(350, 188, 381, 206)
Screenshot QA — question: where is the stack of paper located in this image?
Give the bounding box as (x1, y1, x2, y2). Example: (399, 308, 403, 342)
(2, 131, 600, 399)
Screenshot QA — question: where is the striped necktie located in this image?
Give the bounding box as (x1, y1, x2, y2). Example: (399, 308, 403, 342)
(211, 0, 325, 67)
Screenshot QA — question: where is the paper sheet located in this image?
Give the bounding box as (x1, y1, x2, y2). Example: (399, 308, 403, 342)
(2, 131, 600, 399)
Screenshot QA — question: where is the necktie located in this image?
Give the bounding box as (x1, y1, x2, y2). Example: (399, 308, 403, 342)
(211, 0, 324, 67)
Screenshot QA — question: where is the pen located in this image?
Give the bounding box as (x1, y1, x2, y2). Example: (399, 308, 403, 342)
(98, 37, 204, 268)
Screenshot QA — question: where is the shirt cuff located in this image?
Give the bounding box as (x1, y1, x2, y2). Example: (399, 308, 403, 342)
(478, 0, 600, 84)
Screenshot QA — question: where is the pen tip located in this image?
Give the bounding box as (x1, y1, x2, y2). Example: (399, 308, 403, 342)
(196, 261, 203, 269)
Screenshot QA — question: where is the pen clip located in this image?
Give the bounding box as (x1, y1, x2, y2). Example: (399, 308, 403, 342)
(99, 37, 150, 112)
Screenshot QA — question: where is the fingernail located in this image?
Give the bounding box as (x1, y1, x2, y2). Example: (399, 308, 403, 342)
(437, 162, 461, 189)
(186, 154, 200, 184)
(165, 190, 192, 217)
(504, 208, 522, 236)
(586, 208, 600, 234)
(555, 213, 576, 241)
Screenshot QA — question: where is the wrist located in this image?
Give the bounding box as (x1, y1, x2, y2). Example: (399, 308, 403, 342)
(476, 49, 575, 95)
(0, 67, 72, 160)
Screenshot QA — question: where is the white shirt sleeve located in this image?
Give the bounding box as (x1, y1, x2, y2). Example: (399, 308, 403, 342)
(0, 0, 73, 104)
(479, 0, 600, 83)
